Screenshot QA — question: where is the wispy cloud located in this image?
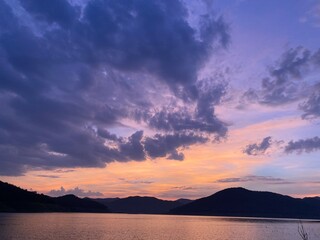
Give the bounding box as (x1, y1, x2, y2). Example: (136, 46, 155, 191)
(216, 175, 290, 184)
(172, 186, 196, 190)
(118, 178, 154, 184)
(35, 174, 60, 179)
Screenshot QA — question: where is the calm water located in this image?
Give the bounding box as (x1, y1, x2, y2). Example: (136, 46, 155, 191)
(0, 213, 320, 240)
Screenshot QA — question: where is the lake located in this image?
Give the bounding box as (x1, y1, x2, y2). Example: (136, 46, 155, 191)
(0, 213, 320, 240)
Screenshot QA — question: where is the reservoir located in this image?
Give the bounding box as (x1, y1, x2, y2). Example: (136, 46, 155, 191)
(0, 213, 319, 240)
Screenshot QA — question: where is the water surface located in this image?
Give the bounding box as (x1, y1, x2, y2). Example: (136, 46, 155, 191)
(1, 213, 319, 240)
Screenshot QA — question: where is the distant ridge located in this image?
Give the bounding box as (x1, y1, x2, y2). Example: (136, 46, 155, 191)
(2, 181, 320, 219)
(0, 181, 109, 213)
(170, 187, 320, 219)
(94, 196, 192, 214)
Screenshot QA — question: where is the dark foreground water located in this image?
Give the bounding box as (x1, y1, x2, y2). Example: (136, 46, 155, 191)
(0, 213, 320, 240)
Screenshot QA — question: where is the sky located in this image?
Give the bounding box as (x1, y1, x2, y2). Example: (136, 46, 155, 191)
(0, 0, 320, 200)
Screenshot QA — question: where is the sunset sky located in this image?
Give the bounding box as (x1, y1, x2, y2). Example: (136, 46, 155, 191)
(1, 0, 320, 200)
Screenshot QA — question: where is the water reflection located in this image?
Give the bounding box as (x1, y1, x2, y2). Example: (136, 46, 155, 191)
(200, 216, 320, 223)
(0, 213, 320, 240)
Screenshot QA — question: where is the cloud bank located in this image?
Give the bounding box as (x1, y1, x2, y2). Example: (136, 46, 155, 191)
(0, 0, 230, 175)
(48, 186, 104, 197)
(285, 136, 320, 154)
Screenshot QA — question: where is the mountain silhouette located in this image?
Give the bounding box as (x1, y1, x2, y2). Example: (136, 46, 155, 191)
(176, 198, 193, 205)
(170, 187, 320, 219)
(94, 196, 192, 214)
(0, 181, 109, 213)
(3, 181, 320, 219)
(91, 197, 120, 205)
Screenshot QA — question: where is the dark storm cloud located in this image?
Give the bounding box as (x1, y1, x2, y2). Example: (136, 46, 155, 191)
(0, 0, 229, 175)
(259, 47, 315, 105)
(300, 83, 320, 119)
(137, 80, 228, 139)
(242, 47, 320, 109)
(216, 175, 286, 183)
(196, 79, 227, 118)
(97, 128, 121, 141)
(243, 136, 273, 156)
(285, 137, 320, 154)
(146, 107, 227, 136)
(82, 0, 229, 92)
(19, 0, 229, 91)
(119, 131, 145, 161)
(0, 1, 17, 30)
(167, 150, 184, 161)
(19, 0, 79, 28)
(144, 133, 208, 160)
(48, 186, 104, 197)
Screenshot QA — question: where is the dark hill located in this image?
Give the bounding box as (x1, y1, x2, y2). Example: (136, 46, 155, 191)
(176, 198, 193, 205)
(96, 196, 188, 214)
(54, 194, 110, 212)
(304, 196, 320, 202)
(92, 197, 120, 206)
(0, 181, 109, 213)
(170, 187, 320, 219)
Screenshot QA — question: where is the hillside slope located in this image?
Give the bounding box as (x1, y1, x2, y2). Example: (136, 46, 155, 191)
(0, 181, 109, 213)
(170, 187, 320, 219)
